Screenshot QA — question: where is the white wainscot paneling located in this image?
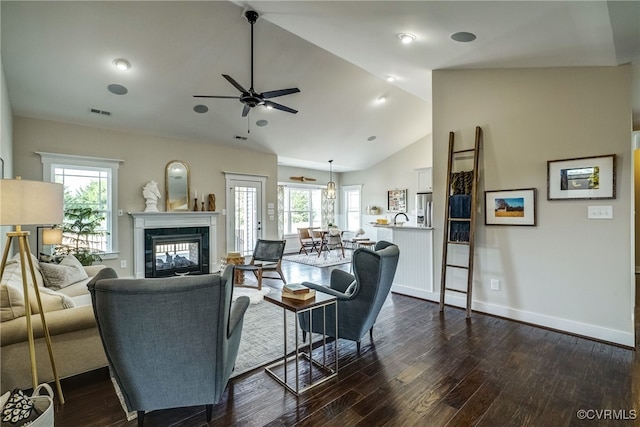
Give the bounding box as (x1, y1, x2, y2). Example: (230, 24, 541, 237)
(384, 227, 435, 301)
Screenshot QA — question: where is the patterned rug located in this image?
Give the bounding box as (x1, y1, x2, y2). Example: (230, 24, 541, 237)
(284, 251, 352, 268)
(232, 296, 305, 377)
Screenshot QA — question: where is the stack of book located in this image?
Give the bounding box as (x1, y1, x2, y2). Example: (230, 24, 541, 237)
(282, 283, 316, 301)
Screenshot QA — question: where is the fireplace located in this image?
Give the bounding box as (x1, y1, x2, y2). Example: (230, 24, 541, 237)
(145, 227, 209, 277)
(130, 212, 218, 279)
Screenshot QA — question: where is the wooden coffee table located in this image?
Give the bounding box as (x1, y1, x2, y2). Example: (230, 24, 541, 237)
(264, 290, 338, 395)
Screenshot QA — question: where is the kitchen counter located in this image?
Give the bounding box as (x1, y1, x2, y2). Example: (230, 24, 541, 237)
(372, 224, 433, 230)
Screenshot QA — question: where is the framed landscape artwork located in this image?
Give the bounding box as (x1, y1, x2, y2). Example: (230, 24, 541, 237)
(485, 188, 537, 226)
(387, 189, 407, 213)
(547, 154, 616, 200)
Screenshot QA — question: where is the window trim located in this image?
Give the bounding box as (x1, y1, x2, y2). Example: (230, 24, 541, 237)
(279, 183, 324, 237)
(37, 152, 123, 258)
(342, 184, 362, 230)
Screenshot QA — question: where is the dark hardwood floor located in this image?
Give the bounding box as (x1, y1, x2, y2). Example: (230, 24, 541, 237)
(52, 257, 640, 427)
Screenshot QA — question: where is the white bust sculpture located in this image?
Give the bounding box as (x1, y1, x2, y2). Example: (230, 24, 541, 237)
(143, 180, 161, 212)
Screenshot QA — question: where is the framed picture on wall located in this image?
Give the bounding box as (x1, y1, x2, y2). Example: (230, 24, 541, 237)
(485, 188, 537, 226)
(547, 154, 616, 200)
(387, 189, 407, 213)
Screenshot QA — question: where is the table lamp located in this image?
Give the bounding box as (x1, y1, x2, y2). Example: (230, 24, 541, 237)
(37, 227, 63, 258)
(0, 178, 65, 403)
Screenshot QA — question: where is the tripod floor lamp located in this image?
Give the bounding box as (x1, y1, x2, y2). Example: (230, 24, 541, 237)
(0, 178, 65, 403)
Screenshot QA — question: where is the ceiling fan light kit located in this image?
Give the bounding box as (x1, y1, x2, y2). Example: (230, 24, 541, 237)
(193, 10, 300, 117)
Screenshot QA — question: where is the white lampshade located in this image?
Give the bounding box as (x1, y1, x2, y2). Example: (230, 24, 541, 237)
(42, 228, 63, 245)
(0, 179, 64, 226)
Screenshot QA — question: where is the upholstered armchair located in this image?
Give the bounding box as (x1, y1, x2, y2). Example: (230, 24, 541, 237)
(299, 241, 399, 352)
(88, 266, 250, 426)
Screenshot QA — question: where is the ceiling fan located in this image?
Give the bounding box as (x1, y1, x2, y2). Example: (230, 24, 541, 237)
(289, 176, 317, 182)
(194, 10, 300, 117)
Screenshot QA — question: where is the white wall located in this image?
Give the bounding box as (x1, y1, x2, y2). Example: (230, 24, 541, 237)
(12, 116, 279, 276)
(433, 66, 634, 346)
(0, 61, 14, 253)
(342, 134, 432, 237)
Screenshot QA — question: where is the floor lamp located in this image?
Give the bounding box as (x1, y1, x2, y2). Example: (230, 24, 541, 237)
(0, 178, 65, 403)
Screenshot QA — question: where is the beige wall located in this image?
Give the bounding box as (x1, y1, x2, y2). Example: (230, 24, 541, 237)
(433, 66, 634, 346)
(635, 148, 640, 271)
(342, 133, 432, 218)
(12, 116, 278, 276)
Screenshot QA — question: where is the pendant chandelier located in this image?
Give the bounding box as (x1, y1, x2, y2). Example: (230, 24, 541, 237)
(326, 160, 336, 199)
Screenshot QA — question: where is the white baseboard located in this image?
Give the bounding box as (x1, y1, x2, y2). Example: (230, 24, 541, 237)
(391, 287, 635, 347)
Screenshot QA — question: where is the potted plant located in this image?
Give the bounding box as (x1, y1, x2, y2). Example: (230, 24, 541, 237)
(55, 207, 107, 266)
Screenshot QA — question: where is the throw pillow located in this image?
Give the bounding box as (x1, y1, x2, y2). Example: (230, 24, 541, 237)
(39, 255, 88, 290)
(0, 285, 25, 322)
(0, 254, 42, 322)
(29, 286, 75, 314)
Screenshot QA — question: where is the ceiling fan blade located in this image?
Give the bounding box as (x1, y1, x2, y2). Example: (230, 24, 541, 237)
(261, 88, 300, 99)
(265, 100, 298, 114)
(193, 95, 238, 99)
(223, 74, 248, 93)
(241, 104, 251, 117)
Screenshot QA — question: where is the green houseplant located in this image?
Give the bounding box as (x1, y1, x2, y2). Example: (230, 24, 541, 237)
(55, 207, 107, 266)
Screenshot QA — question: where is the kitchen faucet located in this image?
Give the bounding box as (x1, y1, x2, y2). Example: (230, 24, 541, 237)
(394, 212, 409, 225)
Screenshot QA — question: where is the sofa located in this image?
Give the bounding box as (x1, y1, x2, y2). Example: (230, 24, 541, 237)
(0, 253, 113, 393)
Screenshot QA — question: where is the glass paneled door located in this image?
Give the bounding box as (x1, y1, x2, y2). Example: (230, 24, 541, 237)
(225, 175, 265, 256)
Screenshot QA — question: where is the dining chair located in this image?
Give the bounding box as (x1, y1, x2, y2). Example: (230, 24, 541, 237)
(297, 227, 318, 255)
(236, 239, 287, 290)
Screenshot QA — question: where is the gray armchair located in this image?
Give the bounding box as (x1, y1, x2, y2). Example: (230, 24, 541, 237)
(299, 241, 399, 352)
(88, 265, 249, 426)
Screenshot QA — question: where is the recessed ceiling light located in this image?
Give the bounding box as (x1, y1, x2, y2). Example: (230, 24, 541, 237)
(376, 96, 387, 104)
(386, 75, 396, 83)
(193, 105, 208, 114)
(107, 84, 128, 95)
(451, 32, 477, 42)
(112, 58, 131, 71)
(397, 33, 416, 44)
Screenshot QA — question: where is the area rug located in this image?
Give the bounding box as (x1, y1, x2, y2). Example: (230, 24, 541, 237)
(285, 251, 351, 268)
(232, 286, 270, 304)
(231, 297, 300, 377)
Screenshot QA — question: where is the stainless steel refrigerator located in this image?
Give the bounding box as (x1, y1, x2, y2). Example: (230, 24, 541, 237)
(416, 192, 433, 227)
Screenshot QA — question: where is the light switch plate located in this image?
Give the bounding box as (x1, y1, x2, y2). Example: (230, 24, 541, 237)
(588, 205, 613, 219)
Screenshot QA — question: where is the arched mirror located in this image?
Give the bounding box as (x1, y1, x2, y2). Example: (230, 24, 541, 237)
(165, 160, 190, 211)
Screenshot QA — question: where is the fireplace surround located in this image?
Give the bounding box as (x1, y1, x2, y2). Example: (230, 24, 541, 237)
(130, 212, 218, 278)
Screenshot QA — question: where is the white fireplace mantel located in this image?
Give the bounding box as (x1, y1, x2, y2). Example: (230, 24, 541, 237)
(129, 212, 218, 278)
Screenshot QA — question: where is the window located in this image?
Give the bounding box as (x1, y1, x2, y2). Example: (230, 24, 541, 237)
(282, 186, 322, 235)
(343, 185, 362, 230)
(38, 152, 122, 257)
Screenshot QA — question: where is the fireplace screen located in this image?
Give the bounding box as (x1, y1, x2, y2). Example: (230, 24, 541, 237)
(144, 227, 209, 277)
(155, 240, 199, 273)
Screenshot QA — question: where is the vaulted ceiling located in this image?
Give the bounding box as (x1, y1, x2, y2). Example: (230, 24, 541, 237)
(2, 1, 638, 172)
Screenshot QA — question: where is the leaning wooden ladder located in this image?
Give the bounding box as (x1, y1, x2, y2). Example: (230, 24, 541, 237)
(439, 126, 482, 318)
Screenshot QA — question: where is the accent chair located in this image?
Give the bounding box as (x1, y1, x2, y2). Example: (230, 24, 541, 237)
(299, 241, 399, 352)
(236, 239, 287, 290)
(88, 265, 250, 426)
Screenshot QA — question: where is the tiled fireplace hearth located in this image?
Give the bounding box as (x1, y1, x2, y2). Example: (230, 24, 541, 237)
(130, 212, 218, 278)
